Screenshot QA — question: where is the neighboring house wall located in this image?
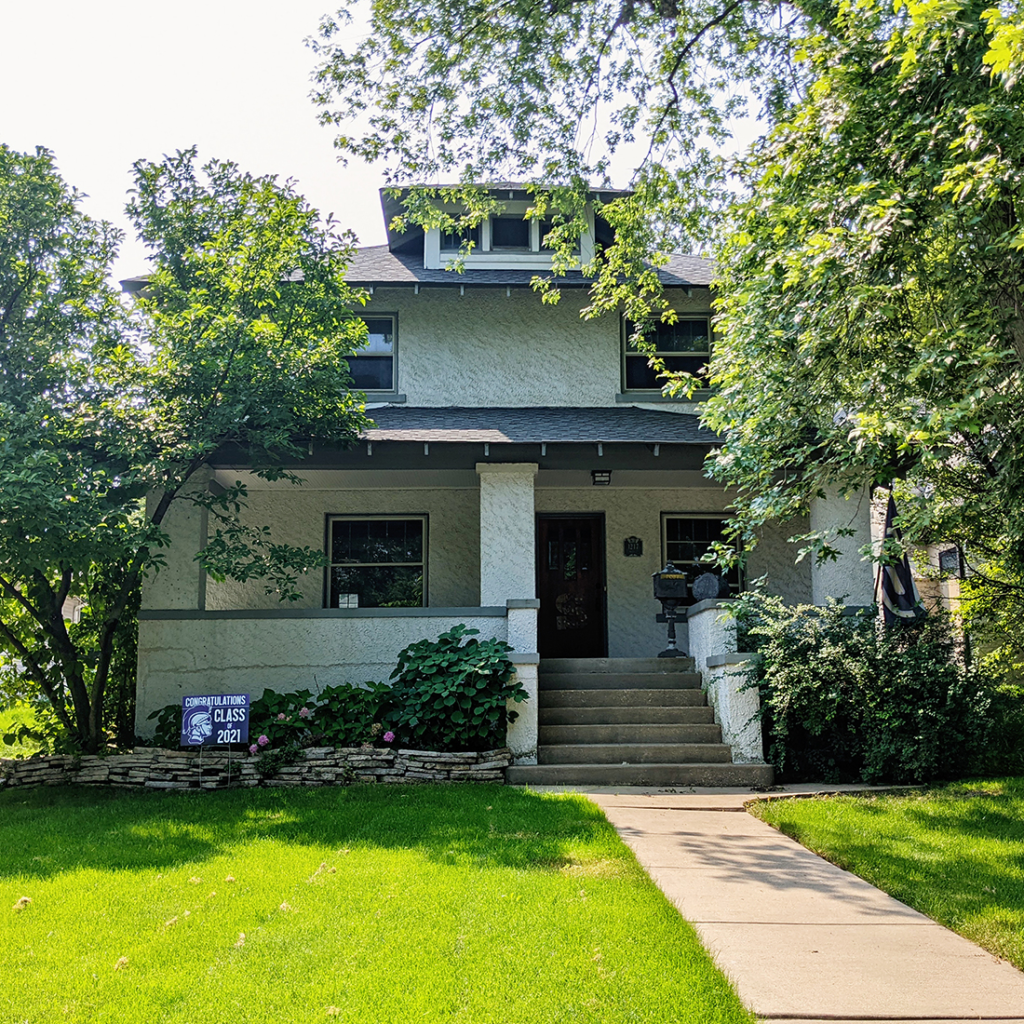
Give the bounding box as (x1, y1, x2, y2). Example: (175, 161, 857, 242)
(366, 285, 710, 408)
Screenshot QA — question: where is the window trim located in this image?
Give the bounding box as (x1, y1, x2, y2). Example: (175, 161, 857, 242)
(324, 513, 428, 609)
(660, 512, 741, 603)
(621, 315, 712, 394)
(350, 313, 399, 395)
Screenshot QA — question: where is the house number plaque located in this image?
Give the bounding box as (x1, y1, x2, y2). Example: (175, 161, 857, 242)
(623, 536, 643, 557)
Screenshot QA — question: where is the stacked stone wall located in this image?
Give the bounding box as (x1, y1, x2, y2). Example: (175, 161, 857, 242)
(0, 746, 512, 791)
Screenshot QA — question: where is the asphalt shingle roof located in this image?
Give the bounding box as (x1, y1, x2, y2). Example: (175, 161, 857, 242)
(361, 406, 716, 445)
(345, 246, 713, 288)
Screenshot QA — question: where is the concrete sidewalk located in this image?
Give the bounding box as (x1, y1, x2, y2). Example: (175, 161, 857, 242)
(578, 786, 1024, 1023)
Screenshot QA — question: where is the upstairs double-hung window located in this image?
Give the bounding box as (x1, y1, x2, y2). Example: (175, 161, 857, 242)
(623, 318, 711, 392)
(348, 316, 396, 392)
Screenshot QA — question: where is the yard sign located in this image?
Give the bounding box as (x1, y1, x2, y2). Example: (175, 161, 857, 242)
(181, 693, 250, 747)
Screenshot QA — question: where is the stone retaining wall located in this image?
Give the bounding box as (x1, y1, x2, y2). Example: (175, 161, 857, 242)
(0, 746, 512, 791)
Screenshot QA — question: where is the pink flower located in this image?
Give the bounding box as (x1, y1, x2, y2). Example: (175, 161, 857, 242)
(298, 707, 311, 719)
(248, 744, 258, 755)
(276, 713, 287, 720)
(257, 734, 270, 747)
(382, 731, 395, 744)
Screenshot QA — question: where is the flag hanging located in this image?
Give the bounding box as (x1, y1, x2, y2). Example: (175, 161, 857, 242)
(876, 493, 928, 626)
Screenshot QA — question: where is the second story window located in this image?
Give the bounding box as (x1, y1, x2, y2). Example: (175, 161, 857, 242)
(349, 315, 396, 392)
(623, 317, 711, 392)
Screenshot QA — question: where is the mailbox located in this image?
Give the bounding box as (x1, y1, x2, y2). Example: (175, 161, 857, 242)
(653, 563, 689, 602)
(652, 563, 689, 658)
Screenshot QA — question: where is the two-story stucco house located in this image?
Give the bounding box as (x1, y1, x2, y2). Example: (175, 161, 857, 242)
(135, 186, 877, 785)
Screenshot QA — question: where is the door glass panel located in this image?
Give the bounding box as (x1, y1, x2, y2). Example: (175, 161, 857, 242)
(562, 541, 577, 580)
(547, 539, 559, 571)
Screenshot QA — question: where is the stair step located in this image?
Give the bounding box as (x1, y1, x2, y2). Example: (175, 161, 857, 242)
(507, 763, 775, 787)
(541, 657, 696, 674)
(539, 723, 722, 745)
(540, 705, 716, 726)
(540, 672, 702, 690)
(543, 688, 707, 708)
(539, 743, 732, 765)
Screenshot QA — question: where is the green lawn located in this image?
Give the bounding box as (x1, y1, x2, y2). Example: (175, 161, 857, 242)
(1, 784, 754, 1024)
(750, 779, 1024, 969)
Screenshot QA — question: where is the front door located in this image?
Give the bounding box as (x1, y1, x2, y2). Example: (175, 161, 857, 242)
(537, 515, 606, 658)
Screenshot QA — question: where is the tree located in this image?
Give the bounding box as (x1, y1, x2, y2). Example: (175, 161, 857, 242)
(310, 1, 1024, 640)
(0, 147, 370, 752)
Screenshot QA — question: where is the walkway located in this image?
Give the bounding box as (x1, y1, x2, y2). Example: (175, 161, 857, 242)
(578, 786, 1024, 1023)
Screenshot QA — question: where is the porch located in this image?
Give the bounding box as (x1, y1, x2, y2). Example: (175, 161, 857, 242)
(136, 407, 877, 773)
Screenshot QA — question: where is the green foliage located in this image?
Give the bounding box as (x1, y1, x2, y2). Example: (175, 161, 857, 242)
(705, 0, 1024, 656)
(386, 625, 526, 752)
(0, 145, 370, 753)
(315, 682, 391, 747)
(740, 594, 991, 784)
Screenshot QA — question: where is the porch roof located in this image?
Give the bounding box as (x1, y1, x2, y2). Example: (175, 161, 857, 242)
(360, 406, 716, 445)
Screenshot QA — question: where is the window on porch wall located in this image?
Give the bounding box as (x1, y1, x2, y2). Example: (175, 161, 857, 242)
(327, 516, 426, 608)
(661, 514, 741, 605)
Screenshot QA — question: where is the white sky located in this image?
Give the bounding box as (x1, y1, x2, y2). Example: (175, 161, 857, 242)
(0, 0, 388, 285)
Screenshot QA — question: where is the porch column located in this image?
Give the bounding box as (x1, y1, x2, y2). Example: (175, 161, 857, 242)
(475, 463, 538, 605)
(809, 485, 875, 606)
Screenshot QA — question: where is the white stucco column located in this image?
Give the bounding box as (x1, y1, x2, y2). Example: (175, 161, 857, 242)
(809, 485, 875, 606)
(476, 463, 538, 606)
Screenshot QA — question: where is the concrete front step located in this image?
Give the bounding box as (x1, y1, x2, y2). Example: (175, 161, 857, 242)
(540, 657, 696, 674)
(540, 672, 703, 690)
(507, 762, 774, 787)
(539, 742, 733, 765)
(540, 723, 723, 745)
(540, 705, 716, 726)
(543, 687, 707, 708)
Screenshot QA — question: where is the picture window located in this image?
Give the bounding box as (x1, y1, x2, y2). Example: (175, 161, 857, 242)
(327, 516, 426, 608)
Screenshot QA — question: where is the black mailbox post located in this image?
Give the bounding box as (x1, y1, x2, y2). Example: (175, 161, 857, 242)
(652, 562, 689, 658)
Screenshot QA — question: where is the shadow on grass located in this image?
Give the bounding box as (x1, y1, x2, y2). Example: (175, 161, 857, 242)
(0, 784, 619, 881)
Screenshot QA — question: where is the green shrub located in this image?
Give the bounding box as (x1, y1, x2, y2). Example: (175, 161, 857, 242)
(740, 593, 991, 784)
(385, 624, 526, 751)
(315, 682, 391, 747)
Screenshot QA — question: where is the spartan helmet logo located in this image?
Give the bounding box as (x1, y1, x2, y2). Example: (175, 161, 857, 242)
(183, 706, 214, 745)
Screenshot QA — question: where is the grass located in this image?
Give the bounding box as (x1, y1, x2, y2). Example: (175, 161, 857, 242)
(0, 784, 754, 1024)
(750, 778, 1024, 969)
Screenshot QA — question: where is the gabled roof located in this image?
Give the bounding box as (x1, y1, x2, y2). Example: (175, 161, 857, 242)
(345, 245, 713, 288)
(361, 406, 716, 445)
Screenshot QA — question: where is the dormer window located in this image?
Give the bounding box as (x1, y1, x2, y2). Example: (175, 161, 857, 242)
(491, 216, 531, 250)
(440, 225, 481, 252)
(422, 200, 596, 270)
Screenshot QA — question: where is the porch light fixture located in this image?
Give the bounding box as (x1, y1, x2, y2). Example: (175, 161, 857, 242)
(591, 470, 612, 486)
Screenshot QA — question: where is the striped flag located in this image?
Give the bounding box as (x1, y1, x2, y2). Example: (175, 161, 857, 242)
(876, 493, 928, 625)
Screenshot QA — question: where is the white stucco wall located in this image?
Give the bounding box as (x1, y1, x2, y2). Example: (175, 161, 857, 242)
(809, 486, 875, 605)
(195, 482, 481, 611)
(135, 612, 509, 731)
(369, 286, 712, 407)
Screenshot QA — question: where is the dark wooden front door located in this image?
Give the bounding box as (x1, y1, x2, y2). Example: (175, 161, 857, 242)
(537, 516, 606, 658)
